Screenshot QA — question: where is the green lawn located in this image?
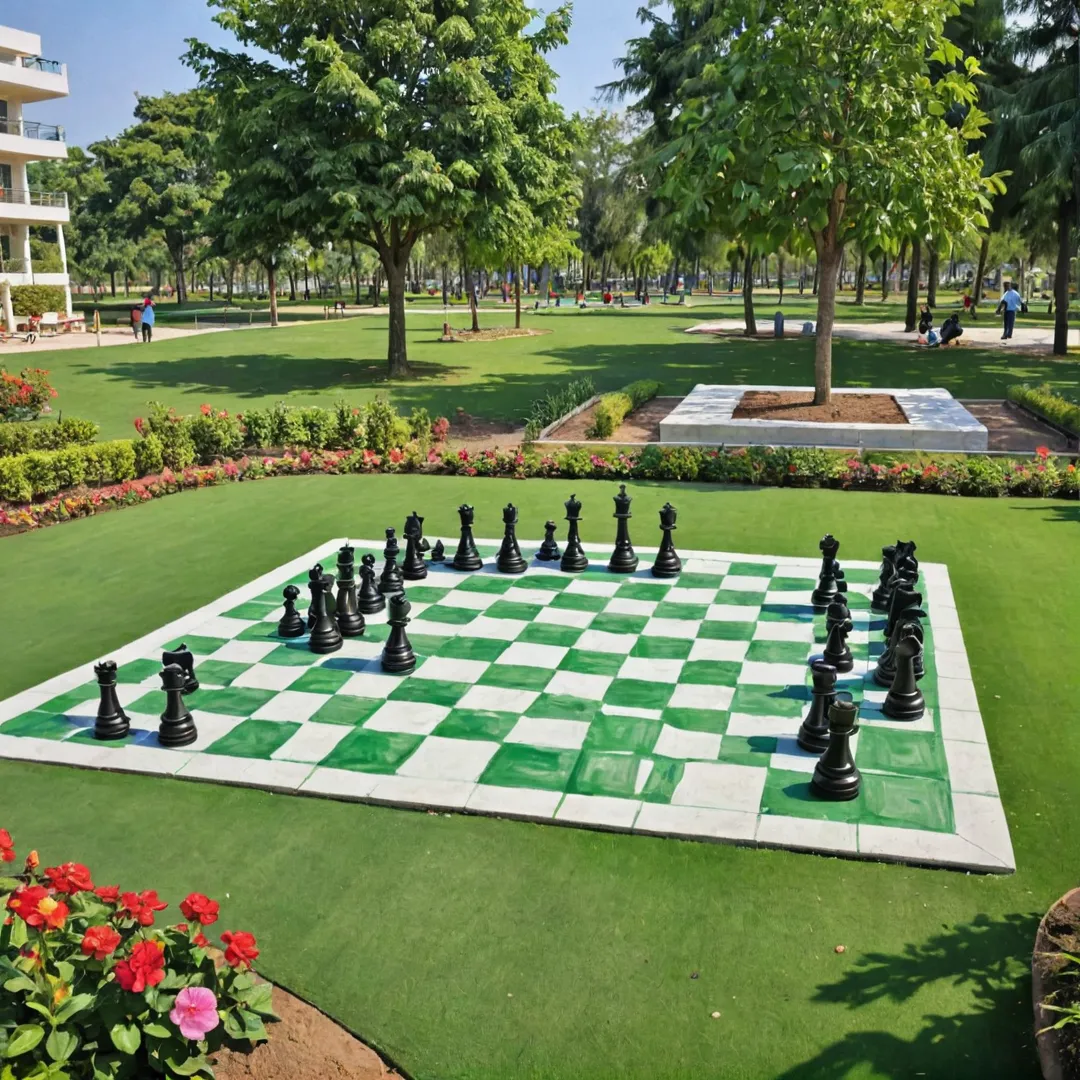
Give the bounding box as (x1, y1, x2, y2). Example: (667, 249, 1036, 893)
(1, 474, 1076, 1079)
(27, 307, 1080, 441)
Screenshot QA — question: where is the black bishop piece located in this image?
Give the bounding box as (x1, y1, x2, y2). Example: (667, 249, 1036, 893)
(334, 543, 366, 637)
(811, 699, 861, 801)
(537, 521, 561, 562)
(402, 513, 429, 581)
(308, 573, 343, 654)
(93, 660, 130, 741)
(278, 585, 306, 638)
(797, 658, 837, 754)
(453, 504, 483, 571)
(607, 484, 639, 574)
(811, 534, 841, 609)
(560, 494, 588, 573)
(652, 502, 682, 578)
(381, 593, 417, 673)
(357, 553, 386, 615)
(158, 663, 197, 748)
(497, 504, 528, 574)
(307, 564, 324, 630)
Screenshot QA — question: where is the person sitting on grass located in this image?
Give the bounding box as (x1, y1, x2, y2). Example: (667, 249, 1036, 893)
(939, 312, 963, 346)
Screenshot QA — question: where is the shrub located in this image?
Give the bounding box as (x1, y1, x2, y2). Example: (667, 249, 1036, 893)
(239, 407, 273, 449)
(0, 417, 98, 457)
(139, 403, 196, 470)
(586, 380, 662, 439)
(0, 826, 273, 1079)
(10, 285, 66, 317)
(1007, 383, 1080, 435)
(332, 399, 366, 449)
(363, 398, 398, 454)
(134, 432, 165, 476)
(523, 377, 596, 441)
(1, 368, 58, 422)
(0, 441, 138, 501)
(189, 406, 245, 462)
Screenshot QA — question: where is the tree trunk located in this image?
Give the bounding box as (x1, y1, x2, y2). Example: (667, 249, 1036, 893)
(515, 267, 522, 329)
(926, 241, 939, 308)
(384, 255, 411, 376)
(855, 249, 867, 305)
(266, 260, 279, 327)
(777, 253, 785, 304)
(728, 262, 737, 292)
(227, 263, 235, 303)
(837, 248, 845, 290)
(209, 272, 215, 302)
(881, 254, 889, 301)
(898, 238, 907, 294)
(811, 260, 819, 296)
(170, 245, 188, 304)
(110, 270, 116, 297)
(742, 251, 756, 336)
(904, 237, 921, 332)
(1053, 198, 1073, 356)
(813, 243, 843, 405)
(441, 265, 449, 307)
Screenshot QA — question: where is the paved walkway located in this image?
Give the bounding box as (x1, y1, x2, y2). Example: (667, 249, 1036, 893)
(0, 323, 236, 356)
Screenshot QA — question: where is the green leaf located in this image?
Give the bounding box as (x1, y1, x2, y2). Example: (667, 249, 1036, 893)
(221, 1010, 245, 1040)
(45, 1027, 78, 1063)
(108, 1023, 141, 1056)
(53, 994, 95, 1025)
(3, 1024, 45, 1058)
(142, 1023, 171, 1040)
(239, 982, 278, 1019)
(165, 1052, 212, 1077)
(3, 975, 37, 994)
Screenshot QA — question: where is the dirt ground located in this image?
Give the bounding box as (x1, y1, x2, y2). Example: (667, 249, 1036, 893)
(732, 390, 908, 425)
(447, 326, 549, 341)
(445, 410, 524, 452)
(961, 401, 1075, 454)
(548, 397, 675, 443)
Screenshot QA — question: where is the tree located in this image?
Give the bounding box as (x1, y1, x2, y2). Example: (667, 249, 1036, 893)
(194, 0, 574, 376)
(658, 0, 998, 403)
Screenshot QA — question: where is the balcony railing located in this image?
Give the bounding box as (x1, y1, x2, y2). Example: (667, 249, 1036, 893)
(0, 257, 65, 276)
(21, 57, 63, 75)
(0, 188, 67, 209)
(0, 119, 64, 141)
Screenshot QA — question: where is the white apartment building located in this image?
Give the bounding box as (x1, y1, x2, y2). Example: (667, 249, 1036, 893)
(0, 23, 71, 320)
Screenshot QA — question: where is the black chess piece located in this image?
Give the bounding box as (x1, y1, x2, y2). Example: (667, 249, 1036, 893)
(158, 663, 197, 748)
(307, 564, 324, 630)
(811, 699, 861, 801)
(884, 582, 922, 641)
(870, 544, 897, 611)
(822, 599, 854, 673)
(811, 534, 841, 608)
(278, 585, 306, 638)
(881, 625, 926, 720)
(430, 539, 446, 564)
(93, 660, 129, 741)
(874, 609, 925, 687)
(380, 528, 405, 595)
(309, 573, 343, 654)
(357, 553, 386, 615)
(560, 494, 589, 573)
(536, 520, 561, 561)
(652, 502, 682, 578)
(607, 484, 639, 574)
(497, 504, 528, 574)
(797, 659, 837, 753)
(453, 504, 483, 571)
(381, 592, 417, 673)
(334, 544, 366, 638)
(161, 643, 199, 695)
(833, 559, 848, 593)
(882, 542, 919, 605)
(402, 512, 429, 581)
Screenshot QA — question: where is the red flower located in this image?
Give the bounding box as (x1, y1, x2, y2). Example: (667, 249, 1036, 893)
(134, 417, 145, 435)
(457, 448, 469, 462)
(45, 862, 95, 894)
(1035, 445, 1050, 461)
(114, 939, 165, 993)
(221, 930, 259, 969)
(193, 932, 211, 949)
(121, 890, 168, 926)
(389, 447, 404, 464)
(95, 884, 121, 903)
(0, 828, 13, 864)
(179, 893, 220, 926)
(81, 925, 122, 960)
(200, 404, 212, 416)
(7, 886, 69, 930)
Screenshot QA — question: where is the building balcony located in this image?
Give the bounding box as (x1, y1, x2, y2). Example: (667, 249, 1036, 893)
(0, 118, 66, 161)
(0, 261, 67, 289)
(0, 55, 68, 103)
(0, 188, 69, 225)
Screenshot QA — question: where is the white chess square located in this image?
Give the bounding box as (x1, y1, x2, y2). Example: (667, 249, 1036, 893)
(411, 657, 489, 685)
(562, 579, 620, 598)
(603, 598, 658, 617)
(504, 586, 559, 606)
(739, 661, 809, 687)
(667, 684, 735, 711)
(666, 587, 720, 605)
(462, 616, 529, 640)
(457, 685, 539, 714)
(340, 671, 406, 700)
(672, 761, 767, 814)
(207, 640, 280, 665)
(753, 621, 815, 643)
(535, 606, 596, 629)
(617, 656, 684, 683)
(574, 630, 637, 655)
(364, 701, 450, 735)
(271, 721, 352, 763)
(688, 638, 750, 663)
(642, 617, 701, 639)
(496, 642, 568, 669)
(252, 690, 332, 723)
(439, 590, 499, 611)
(232, 664, 306, 692)
(705, 604, 761, 622)
(190, 616, 256, 640)
(652, 724, 722, 760)
(544, 670, 613, 701)
(336, 638, 384, 661)
(721, 575, 773, 592)
(504, 716, 589, 750)
(395, 736, 500, 782)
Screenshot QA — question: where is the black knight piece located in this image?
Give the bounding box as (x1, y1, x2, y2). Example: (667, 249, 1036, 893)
(430, 539, 446, 564)
(308, 573, 343, 654)
(560, 494, 589, 573)
(402, 512, 429, 581)
(536, 520, 561, 562)
(307, 564, 324, 630)
(158, 663, 197, 747)
(497, 504, 528, 574)
(357, 553, 386, 615)
(380, 528, 405, 595)
(870, 544, 898, 611)
(161, 643, 199, 695)
(652, 502, 682, 578)
(453, 504, 483, 571)
(884, 582, 923, 642)
(811, 699, 861, 801)
(607, 484, 639, 574)
(93, 660, 130, 741)
(811, 534, 841, 608)
(874, 606, 926, 687)
(334, 543, 365, 638)
(881, 625, 926, 720)
(278, 585, 306, 638)
(381, 592, 417, 673)
(797, 658, 838, 754)
(822, 598, 854, 673)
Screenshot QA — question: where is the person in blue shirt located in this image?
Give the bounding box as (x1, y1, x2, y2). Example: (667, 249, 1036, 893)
(996, 283, 1022, 341)
(141, 297, 155, 343)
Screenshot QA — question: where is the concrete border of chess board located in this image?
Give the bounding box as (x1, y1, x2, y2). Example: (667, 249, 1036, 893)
(0, 538, 1015, 875)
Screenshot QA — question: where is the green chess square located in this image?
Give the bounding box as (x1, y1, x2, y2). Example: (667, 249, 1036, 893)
(223, 601, 276, 621)
(116, 659, 162, 684)
(550, 591, 608, 613)
(559, 649, 624, 676)
(320, 728, 423, 773)
(525, 693, 601, 723)
(236, 622, 286, 642)
(422, 605, 480, 625)
(405, 585, 453, 604)
(639, 756, 686, 802)
(38, 685, 98, 714)
(568, 750, 641, 798)
(479, 744, 580, 790)
(717, 734, 776, 767)
(758, 603, 815, 623)
(205, 719, 300, 758)
(771, 576, 816, 591)
(676, 573, 727, 591)
(167, 635, 228, 655)
(583, 713, 662, 754)
(388, 679, 470, 707)
(310, 695, 384, 726)
(255, 587, 292, 605)
(456, 575, 516, 595)
(845, 591, 871, 610)
(843, 568, 882, 585)
(196, 660, 255, 686)
(518, 574, 571, 592)
(661, 707, 729, 734)
(631, 636, 693, 660)
(697, 620, 757, 641)
(590, 612, 648, 636)
(487, 600, 542, 621)
(0, 710, 78, 740)
(654, 601, 709, 621)
(679, 660, 742, 686)
(856, 727, 948, 780)
(184, 687, 276, 717)
(745, 640, 812, 665)
(727, 562, 776, 578)
(67, 728, 134, 749)
(614, 580, 672, 601)
(437, 637, 509, 662)
(603, 679, 673, 710)
(478, 665, 553, 691)
(730, 684, 809, 717)
(712, 589, 767, 607)
(363, 623, 391, 643)
(409, 634, 452, 656)
(260, 644, 320, 667)
(290, 666, 355, 695)
(518, 623, 584, 647)
(433, 709, 520, 742)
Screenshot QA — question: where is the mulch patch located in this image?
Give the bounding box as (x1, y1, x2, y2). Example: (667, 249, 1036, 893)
(1033, 888, 1080, 1080)
(448, 326, 550, 341)
(547, 398, 675, 443)
(732, 390, 908, 425)
(962, 401, 1076, 454)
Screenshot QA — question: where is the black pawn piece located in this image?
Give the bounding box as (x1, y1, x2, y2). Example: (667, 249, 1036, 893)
(811, 534, 841, 608)
(453, 504, 483, 571)
(402, 513, 428, 581)
(382, 593, 416, 673)
(307, 564, 324, 630)
(335, 544, 365, 638)
(871, 544, 897, 611)
(380, 528, 405, 595)
(608, 484, 639, 574)
(162, 643, 199, 695)
(430, 539, 446, 564)
(882, 625, 925, 720)
(309, 574, 343, 654)
(560, 494, 589, 573)
(158, 663, 197, 748)
(93, 660, 129, 741)
(811, 699, 861, 801)
(822, 601, 854, 673)
(797, 659, 837, 753)
(652, 502, 682, 578)
(357, 553, 386, 615)
(497, 504, 528, 574)
(278, 585, 306, 638)
(537, 520, 561, 562)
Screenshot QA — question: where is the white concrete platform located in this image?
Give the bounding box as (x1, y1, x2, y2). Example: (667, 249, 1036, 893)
(658, 385, 989, 451)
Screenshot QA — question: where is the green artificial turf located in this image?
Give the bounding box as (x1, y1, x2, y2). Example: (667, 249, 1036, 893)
(1, 474, 1077, 1079)
(28, 306, 1079, 440)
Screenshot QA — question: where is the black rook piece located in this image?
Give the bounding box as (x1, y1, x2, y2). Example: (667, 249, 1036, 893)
(380, 528, 405, 595)
(307, 564, 324, 630)
(402, 512, 429, 581)
(161, 643, 199, 695)
(882, 625, 926, 720)
(453, 504, 483, 571)
(797, 658, 837, 754)
(382, 593, 417, 673)
(811, 699, 861, 801)
(93, 660, 129, 741)
(560, 494, 589, 573)
(811, 534, 841, 608)
(822, 599, 854, 673)
(652, 502, 682, 578)
(158, 663, 197, 748)
(278, 585, 306, 638)
(357, 553, 386, 615)
(497, 504, 528, 574)
(430, 539, 446, 564)
(607, 484, 639, 574)
(334, 544, 365, 638)
(537, 520, 561, 562)
(309, 574, 344, 654)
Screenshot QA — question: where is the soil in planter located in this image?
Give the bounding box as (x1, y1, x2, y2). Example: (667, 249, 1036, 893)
(449, 326, 550, 341)
(731, 390, 908, 425)
(548, 398, 674, 442)
(1034, 889, 1080, 1078)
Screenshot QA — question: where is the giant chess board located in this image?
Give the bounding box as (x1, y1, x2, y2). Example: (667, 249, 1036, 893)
(0, 539, 1014, 872)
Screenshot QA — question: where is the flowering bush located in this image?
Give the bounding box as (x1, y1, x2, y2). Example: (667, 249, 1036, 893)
(0, 828, 273, 1078)
(0, 368, 58, 423)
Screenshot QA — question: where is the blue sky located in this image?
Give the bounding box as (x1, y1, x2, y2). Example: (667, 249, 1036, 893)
(14, 0, 644, 148)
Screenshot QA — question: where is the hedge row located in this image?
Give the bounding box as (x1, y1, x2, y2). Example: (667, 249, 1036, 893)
(0, 440, 136, 502)
(1007, 383, 1080, 436)
(0, 417, 99, 457)
(586, 380, 662, 439)
(10, 285, 67, 317)
(523, 378, 596, 441)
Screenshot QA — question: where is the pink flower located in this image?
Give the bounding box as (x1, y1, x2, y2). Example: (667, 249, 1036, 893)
(389, 447, 404, 464)
(299, 450, 313, 466)
(170, 986, 220, 1041)
(427, 449, 440, 463)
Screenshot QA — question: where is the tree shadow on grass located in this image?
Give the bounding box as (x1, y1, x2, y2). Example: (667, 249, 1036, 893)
(778, 911, 1042, 1080)
(1010, 503, 1080, 525)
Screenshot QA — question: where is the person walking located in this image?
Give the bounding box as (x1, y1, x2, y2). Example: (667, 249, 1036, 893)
(129, 304, 142, 341)
(997, 282, 1022, 341)
(141, 297, 155, 343)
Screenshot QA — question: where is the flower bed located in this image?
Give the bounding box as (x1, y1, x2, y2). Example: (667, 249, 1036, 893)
(586, 380, 662, 439)
(0, 368, 58, 423)
(1008, 383, 1080, 437)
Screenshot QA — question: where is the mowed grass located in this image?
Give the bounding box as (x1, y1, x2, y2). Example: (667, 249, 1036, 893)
(1, 474, 1077, 1079)
(29, 305, 1080, 440)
